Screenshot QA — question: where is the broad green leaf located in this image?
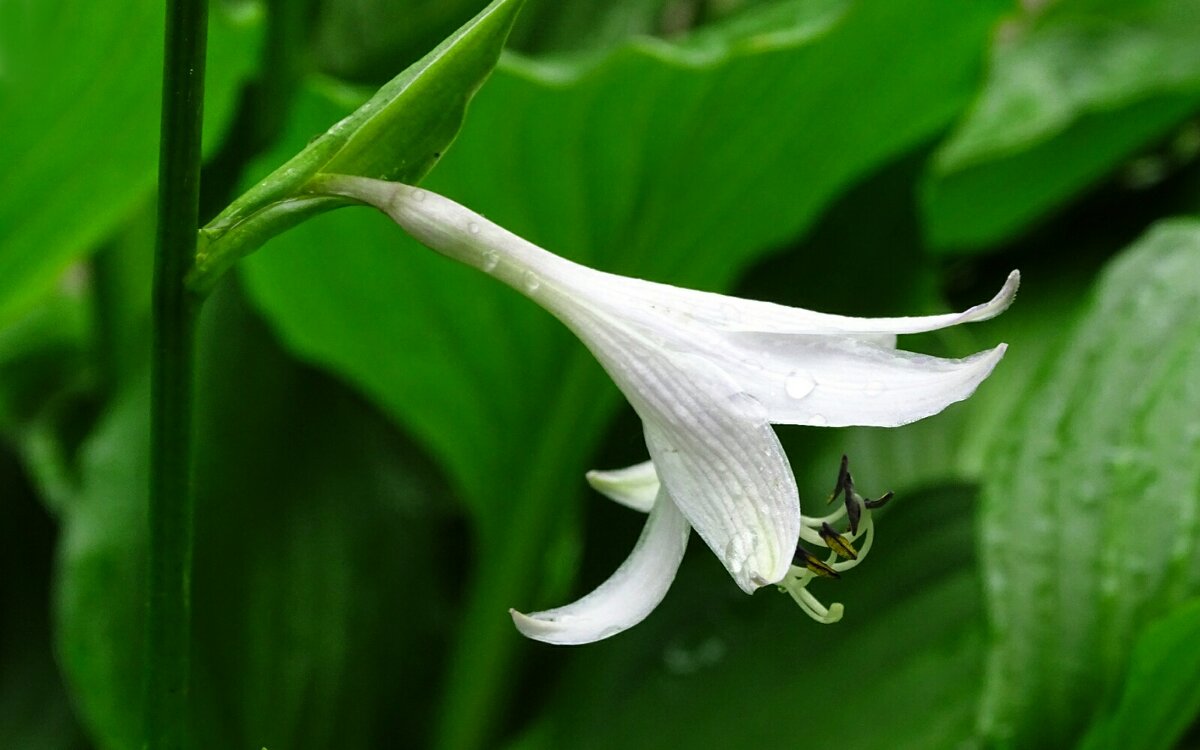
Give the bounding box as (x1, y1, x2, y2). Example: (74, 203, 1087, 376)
(55, 285, 456, 749)
(1078, 598, 1200, 750)
(923, 0, 1200, 250)
(313, 0, 490, 81)
(0, 280, 88, 435)
(192, 0, 525, 292)
(506, 0, 677, 54)
(0, 0, 260, 328)
(738, 151, 1087, 497)
(240, 3, 1006, 745)
(525, 484, 987, 749)
(800, 258, 1092, 496)
(979, 219, 1200, 748)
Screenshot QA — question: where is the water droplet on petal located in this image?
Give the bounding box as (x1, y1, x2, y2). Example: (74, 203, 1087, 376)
(784, 372, 816, 400)
(411, 188, 427, 202)
(723, 529, 759, 577)
(864, 380, 884, 396)
(467, 221, 481, 235)
(810, 414, 828, 427)
(481, 252, 499, 272)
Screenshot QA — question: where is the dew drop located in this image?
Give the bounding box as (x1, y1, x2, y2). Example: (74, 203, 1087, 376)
(467, 221, 481, 235)
(810, 414, 828, 427)
(723, 529, 759, 576)
(864, 380, 884, 396)
(411, 188, 427, 202)
(784, 372, 816, 400)
(481, 251, 499, 272)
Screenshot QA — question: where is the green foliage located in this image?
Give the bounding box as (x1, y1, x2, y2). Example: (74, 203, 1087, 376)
(312, 0, 490, 81)
(979, 220, 1200, 748)
(238, 2, 1006, 744)
(0, 0, 260, 328)
(193, 0, 525, 293)
(533, 484, 988, 749)
(242, 0, 1004, 535)
(0, 451, 87, 750)
(924, 0, 1200, 249)
(7, 1, 1200, 749)
(55, 286, 455, 749)
(1079, 598, 1200, 750)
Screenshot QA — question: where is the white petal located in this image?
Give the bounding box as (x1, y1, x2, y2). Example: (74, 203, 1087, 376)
(545, 298, 801, 594)
(510, 489, 690, 645)
(615, 270, 1019, 336)
(586, 461, 659, 513)
(642, 403, 798, 594)
(729, 335, 1008, 427)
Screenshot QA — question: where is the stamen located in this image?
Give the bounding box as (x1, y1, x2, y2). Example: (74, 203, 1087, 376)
(819, 522, 858, 560)
(845, 492, 863, 535)
(865, 491, 894, 510)
(792, 587, 844, 624)
(826, 453, 850, 505)
(781, 455, 896, 624)
(801, 502, 847, 528)
(793, 545, 840, 579)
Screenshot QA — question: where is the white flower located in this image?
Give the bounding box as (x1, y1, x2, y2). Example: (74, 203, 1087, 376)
(314, 175, 1019, 645)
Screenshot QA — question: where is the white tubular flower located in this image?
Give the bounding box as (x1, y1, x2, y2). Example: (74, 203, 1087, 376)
(314, 175, 1019, 646)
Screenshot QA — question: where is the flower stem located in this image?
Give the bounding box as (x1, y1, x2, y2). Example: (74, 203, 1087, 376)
(147, 1, 208, 747)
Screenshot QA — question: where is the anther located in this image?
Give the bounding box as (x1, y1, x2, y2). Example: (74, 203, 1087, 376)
(793, 545, 840, 579)
(819, 523, 858, 560)
(865, 491, 894, 510)
(827, 453, 851, 505)
(845, 492, 863, 535)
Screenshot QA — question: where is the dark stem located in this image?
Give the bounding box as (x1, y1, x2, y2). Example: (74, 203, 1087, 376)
(147, 1, 208, 748)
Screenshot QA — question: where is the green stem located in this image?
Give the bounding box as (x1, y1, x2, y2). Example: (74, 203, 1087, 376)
(147, 1, 208, 748)
(433, 354, 619, 750)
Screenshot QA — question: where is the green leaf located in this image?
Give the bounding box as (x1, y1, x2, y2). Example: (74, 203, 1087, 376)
(923, 0, 1200, 250)
(0, 283, 88, 435)
(738, 150, 1088, 498)
(0, 0, 261, 328)
(192, 0, 526, 292)
(529, 484, 988, 749)
(978, 219, 1200, 748)
(55, 285, 456, 749)
(1079, 598, 1200, 750)
(312, 0, 493, 82)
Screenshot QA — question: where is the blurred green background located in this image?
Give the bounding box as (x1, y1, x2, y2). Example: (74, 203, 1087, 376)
(3, 0, 1200, 748)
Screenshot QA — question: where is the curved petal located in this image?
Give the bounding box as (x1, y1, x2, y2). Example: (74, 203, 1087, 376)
(615, 270, 1019, 336)
(551, 304, 801, 595)
(727, 335, 1007, 427)
(641, 390, 799, 594)
(510, 489, 690, 645)
(586, 461, 659, 513)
